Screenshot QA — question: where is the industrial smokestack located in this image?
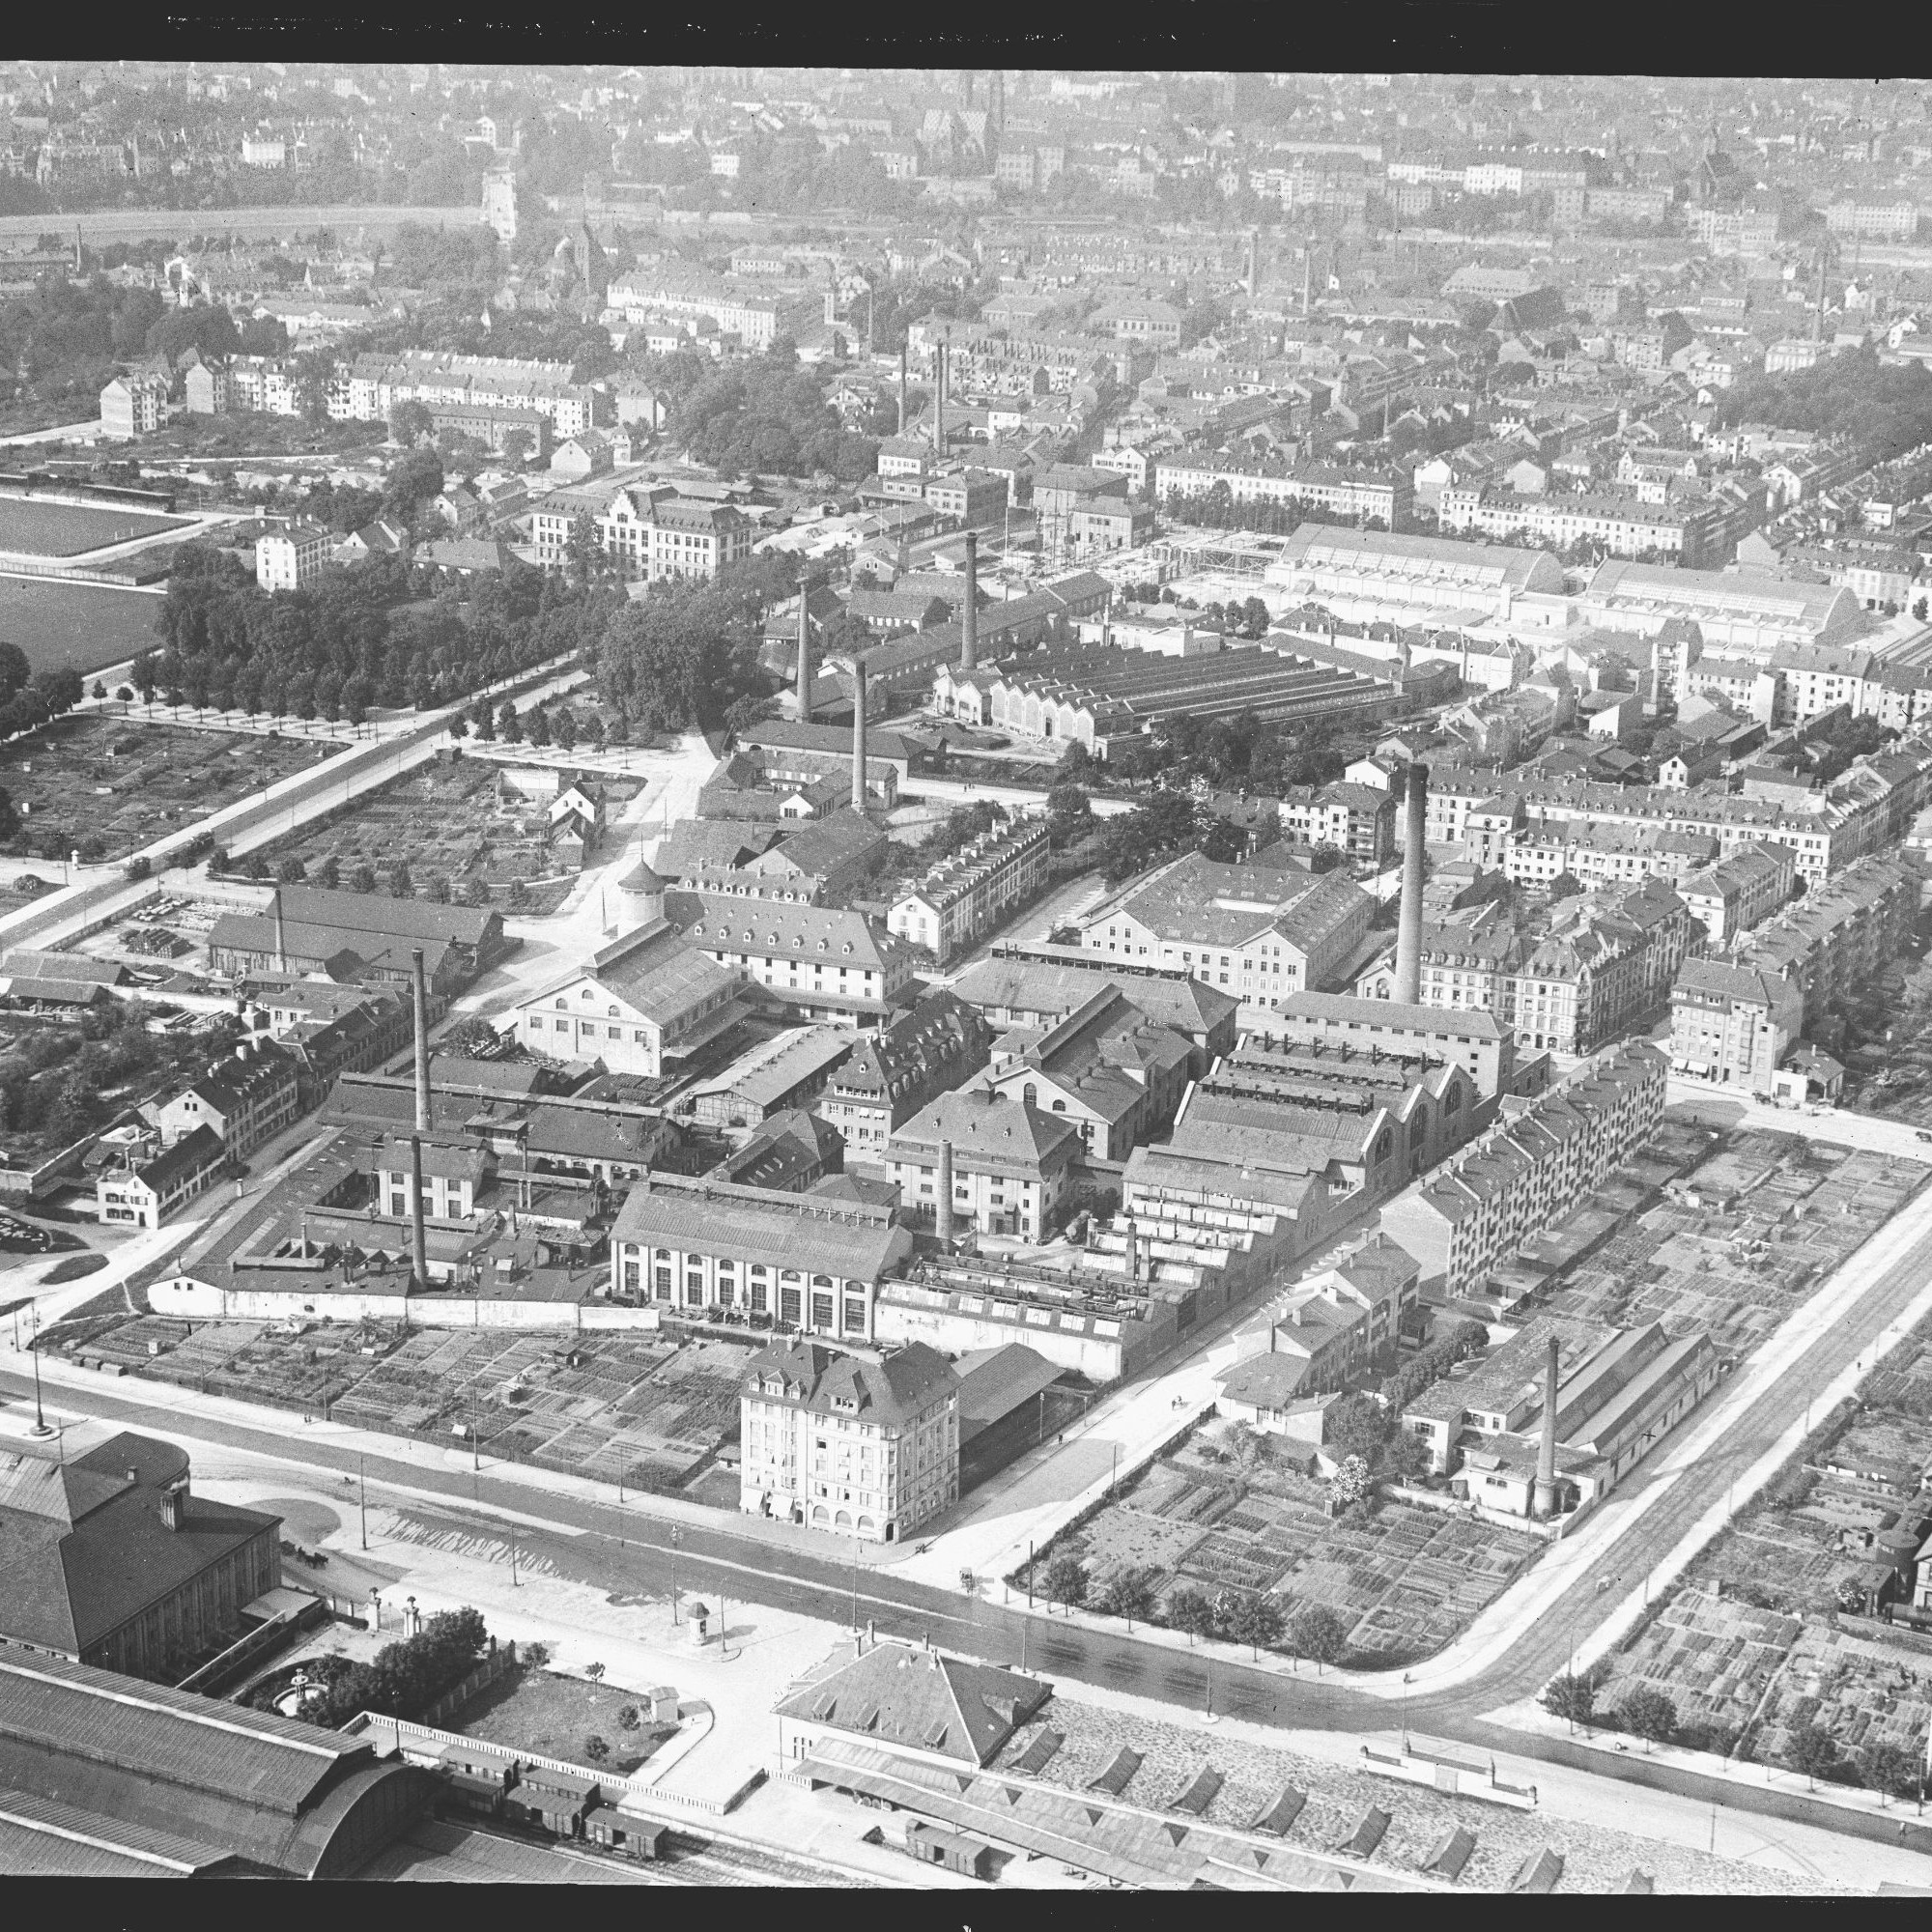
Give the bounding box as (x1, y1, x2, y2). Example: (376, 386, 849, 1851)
(412, 949, 431, 1134)
(961, 530, 980, 672)
(935, 1138, 954, 1242)
(408, 1131, 428, 1299)
(851, 654, 868, 813)
(899, 341, 908, 440)
(934, 340, 946, 458)
(273, 888, 288, 977)
(795, 576, 814, 722)
(1533, 1332, 1561, 1519)
(1393, 761, 1428, 1005)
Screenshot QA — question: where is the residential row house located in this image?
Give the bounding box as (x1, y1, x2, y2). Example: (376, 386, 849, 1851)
(1378, 1041, 1668, 1300)
(887, 814, 1051, 965)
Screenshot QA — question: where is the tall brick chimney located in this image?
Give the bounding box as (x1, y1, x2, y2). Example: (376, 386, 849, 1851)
(1532, 1332, 1561, 1520)
(794, 577, 814, 722)
(1393, 760, 1428, 1005)
(409, 949, 430, 1298)
(851, 654, 868, 813)
(935, 1139, 954, 1243)
(961, 529, 980, 672)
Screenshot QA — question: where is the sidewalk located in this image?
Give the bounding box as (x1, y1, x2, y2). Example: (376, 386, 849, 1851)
(1495, 1696, 1932, 1867)
(1665, 1082, 1932, 1164)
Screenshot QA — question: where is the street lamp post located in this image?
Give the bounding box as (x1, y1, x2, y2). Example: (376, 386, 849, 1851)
(28, 1343, 52, 1438)
(1402, 1672, 1412, 1748)
(359, 1453, 368, 1549)
(670, 1524, 681, 1624)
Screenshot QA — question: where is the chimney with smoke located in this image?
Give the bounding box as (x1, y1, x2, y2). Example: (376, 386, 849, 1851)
(851, 654, 868, 813)
(961, 529, 980, 672)
(1532, 1332, 1561, 1519)
(1393, 761, 1428, 1005)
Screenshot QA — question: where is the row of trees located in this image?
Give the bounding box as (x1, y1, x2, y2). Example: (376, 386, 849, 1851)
(1033, 1554, 1350, 1666)
(1540, 1663, 1922, 1797)
(141, 544, 616, 723)
(0, 639, 85, 750)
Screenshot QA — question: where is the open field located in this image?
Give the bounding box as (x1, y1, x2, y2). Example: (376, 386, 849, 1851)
(0, 496, 189, 556)
(453, 1666, 680, 1776)
(252, 754, 642, 917)
(0, 576, 168, 674)
(0, 716, 341, 860)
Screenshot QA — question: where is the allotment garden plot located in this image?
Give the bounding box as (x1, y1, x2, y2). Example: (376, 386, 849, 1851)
(1537, 1124, 1923, 1355)
(69, 1315, 753, 1497)
(1594, 1307, 1932, 1779)
(1040, 1415, 1539, 1667)
(256, 755, 643, 916)
(1, 717, 339, 861)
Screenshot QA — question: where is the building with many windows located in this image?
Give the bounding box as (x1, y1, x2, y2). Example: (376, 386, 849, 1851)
(738, 1339, 959, 1543)
(1079, 853, 1376, 1019)
(1155, 455, 1411, 530)
(611, 1170, 914, 1345)
(255, 522, 331, 592)
(888, 815, 1051, 964)
(815, 990, 991, 1160)
(885, 1089, 1082, 1241)
(1667, 957, 1805, 1096)
(675, 894, 915, 1027)
(1378, 1041, 1667, 1300)
(99, 373, 166, 439)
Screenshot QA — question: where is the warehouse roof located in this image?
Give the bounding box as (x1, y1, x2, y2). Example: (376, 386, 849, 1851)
(0, 1434, 279, 1655)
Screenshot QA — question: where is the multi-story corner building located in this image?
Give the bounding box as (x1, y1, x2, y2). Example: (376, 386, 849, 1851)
(738, 1338, 959, 1543)
(888, 815, 1051, 964)
(1668, 957, 1805, 1096)
(886, 1089, 1083, 1241)
(95, 1125, 228, 1231)
(1378, 1041, 1668, 1299)
(677, 893, 915, 1027)
(99, 373, 167, 439)
(153, 1040, 302, 1161)
(983, 984, 1195, 1162)
(1274, 781, 1396, 865)
(1678, 842, 1800, 947)
(815, 990, 991, 1158)
(255, 522, 331, 592)
(643, 497, 755, 583)
(611, 1170, 915, 1346)
(1721, 855, 1918, 1033)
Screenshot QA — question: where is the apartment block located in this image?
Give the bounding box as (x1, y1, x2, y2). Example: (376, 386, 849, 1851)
(888, 815, 1051, 964)
(1378, 1042, 1667, 1300)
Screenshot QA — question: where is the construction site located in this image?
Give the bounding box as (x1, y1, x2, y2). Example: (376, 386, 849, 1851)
(1595, 1304, 1932, 1778)
(1031, 1412, 1540, 1668)
(61, 1313, 752, 1495)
